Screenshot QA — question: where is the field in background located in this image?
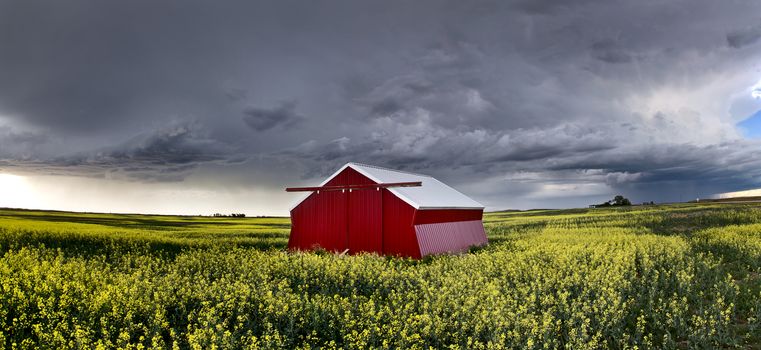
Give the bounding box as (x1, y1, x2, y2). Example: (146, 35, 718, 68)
(0, 209, 291, 254)
(1, 204, 760, 349)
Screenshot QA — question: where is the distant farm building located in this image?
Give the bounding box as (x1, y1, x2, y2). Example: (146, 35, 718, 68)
(286, 163, 488, 258)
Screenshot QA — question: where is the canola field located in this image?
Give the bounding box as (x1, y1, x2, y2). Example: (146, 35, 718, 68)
(1, 204, 760, 349)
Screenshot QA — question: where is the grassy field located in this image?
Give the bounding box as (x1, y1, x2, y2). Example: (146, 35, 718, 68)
(1, 204, 760, 349)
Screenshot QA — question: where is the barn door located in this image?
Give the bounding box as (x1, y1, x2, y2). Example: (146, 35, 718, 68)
(347, 187, 383, 254)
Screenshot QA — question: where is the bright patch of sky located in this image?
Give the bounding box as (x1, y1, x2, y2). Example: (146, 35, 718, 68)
(753, 79, 761, 99)
(738, 110, 761, 139)
(753, 89, 761, 99)
(736, 81, 761, 139)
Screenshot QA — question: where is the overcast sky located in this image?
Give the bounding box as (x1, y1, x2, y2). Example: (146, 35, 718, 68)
(2, 0, 761, 215)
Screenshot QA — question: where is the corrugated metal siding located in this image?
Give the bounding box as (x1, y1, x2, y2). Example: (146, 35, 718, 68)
(415, 220, 487, 257)
(316, 190, 348, 251)
(288, 169, 349, 252)
(287, 196, 307, 250)
(347, 168, 382, 254)
(289, 167, 388, 254)
(382, 190, 419, 258)
(288, 189, 348, 252)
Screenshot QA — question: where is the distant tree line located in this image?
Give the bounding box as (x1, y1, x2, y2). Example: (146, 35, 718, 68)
(592, 195, 632, 208)
(212, 213, 246, 217)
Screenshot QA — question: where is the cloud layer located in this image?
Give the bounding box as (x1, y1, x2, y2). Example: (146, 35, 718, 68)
(2, 0, 761, 213)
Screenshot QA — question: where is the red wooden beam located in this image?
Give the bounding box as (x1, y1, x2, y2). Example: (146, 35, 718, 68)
(285, 181, 422, 192)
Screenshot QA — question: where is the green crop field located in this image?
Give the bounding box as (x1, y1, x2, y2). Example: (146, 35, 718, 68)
(1, 204, 761, 349)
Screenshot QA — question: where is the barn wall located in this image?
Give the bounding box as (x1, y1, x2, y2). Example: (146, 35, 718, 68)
(413, 209, 483, 225)
(346, 168, 383, 254)
(289, 167, 387, 254)
(288, 169, 350, 252)
(288, 189, 348, 252)
(382, 190, 419, 258)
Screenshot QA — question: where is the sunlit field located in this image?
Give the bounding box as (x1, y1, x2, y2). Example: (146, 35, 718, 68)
(1, 204, 761, 349)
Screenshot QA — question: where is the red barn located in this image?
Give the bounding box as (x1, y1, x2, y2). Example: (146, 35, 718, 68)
(286, 163, 487, 258)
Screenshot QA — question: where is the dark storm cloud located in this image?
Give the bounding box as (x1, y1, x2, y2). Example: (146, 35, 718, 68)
(490, 125, 615, 162)
(590, 39, 632, 64)
(0, 125, 50, 167)
(552, 142, 761, 182)
(361, 75, 436, 118)
(2, 0, 761, 211)
(727, 23, 761, 49)
(3, 123, 237, 182)
(104, 124, 231, 165)
(511, 0, 599, 15)
(282, 122, 615, 177)
(242, 101, 304, 132)
(0, 126, 47, 152)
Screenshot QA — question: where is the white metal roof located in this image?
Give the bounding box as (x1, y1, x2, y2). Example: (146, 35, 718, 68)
(289, 162, 484, 211)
